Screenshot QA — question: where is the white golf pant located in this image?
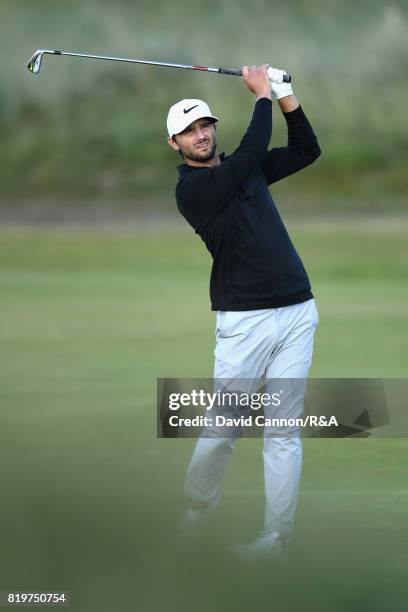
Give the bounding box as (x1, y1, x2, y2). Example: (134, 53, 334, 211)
(184, 298, 319, 543)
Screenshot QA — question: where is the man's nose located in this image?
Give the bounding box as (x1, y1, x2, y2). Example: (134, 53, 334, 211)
(195, 128, 206, 139)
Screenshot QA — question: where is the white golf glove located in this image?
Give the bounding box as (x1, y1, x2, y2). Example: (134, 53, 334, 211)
(267, 67, 293, 100)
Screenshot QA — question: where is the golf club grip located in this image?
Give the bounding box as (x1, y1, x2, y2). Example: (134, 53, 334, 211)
(219, 67, 291, 82)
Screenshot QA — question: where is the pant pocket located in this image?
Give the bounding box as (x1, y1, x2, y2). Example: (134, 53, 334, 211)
(215, 311, 226, 339)
(311, 299, 319, 327)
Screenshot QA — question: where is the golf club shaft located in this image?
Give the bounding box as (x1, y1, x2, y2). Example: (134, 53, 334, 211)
(28, 49, 292, 82)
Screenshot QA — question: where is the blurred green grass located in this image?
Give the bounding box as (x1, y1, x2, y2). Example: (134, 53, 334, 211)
(0, 221, 407, 611)
(1, 0, 408, 208)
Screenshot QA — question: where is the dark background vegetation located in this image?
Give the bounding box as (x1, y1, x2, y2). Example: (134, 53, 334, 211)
(1, 0, 408, 213)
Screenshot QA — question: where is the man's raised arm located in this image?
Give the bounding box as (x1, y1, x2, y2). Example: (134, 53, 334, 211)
(262, 84, 321, 185)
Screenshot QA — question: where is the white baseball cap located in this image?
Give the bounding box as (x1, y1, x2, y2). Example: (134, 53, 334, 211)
(167, 98, 218, 137)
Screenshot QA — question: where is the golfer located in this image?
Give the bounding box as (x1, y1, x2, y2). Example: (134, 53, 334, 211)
(166, 65, 321, 559)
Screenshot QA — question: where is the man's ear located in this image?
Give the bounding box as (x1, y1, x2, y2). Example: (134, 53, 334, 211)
(167, 135, 180, 153)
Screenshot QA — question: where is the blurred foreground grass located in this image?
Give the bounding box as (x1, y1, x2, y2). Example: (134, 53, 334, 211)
(0, 220, 407, 611)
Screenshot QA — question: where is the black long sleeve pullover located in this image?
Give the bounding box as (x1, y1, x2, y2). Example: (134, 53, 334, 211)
(175, 98, 321, 311)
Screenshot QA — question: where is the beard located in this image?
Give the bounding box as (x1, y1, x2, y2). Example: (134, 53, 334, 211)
(180, 138, 217, 163)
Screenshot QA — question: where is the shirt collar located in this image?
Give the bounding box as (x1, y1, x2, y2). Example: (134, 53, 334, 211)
(177, 152, 226, 177)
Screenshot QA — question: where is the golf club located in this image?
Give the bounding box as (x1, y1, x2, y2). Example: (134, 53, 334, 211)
(27, 49, 292, 83)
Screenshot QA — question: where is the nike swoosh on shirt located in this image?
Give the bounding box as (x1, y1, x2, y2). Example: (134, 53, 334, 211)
(183, 105, 199, 114)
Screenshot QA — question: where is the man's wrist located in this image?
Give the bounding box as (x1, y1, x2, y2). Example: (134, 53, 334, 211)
(255, 91, 272, 102)
(278, 95, 299, 112)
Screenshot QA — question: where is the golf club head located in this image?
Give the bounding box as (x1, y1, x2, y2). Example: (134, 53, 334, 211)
(27, 49, 58, 75)
(27, 50, 44, 74)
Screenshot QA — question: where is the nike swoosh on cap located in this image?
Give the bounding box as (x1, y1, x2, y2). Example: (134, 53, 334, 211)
(183, 105, 199, 114)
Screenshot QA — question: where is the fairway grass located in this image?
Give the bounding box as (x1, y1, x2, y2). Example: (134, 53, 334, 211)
(0, 219, 407, 611)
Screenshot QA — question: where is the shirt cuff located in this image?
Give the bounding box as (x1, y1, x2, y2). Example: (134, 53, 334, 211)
(255, 97, 272, 106)
(282, 105, 304, 122)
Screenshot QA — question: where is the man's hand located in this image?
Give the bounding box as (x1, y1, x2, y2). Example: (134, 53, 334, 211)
(267, 67, 294, 100)
(242, 64, 272, 101)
